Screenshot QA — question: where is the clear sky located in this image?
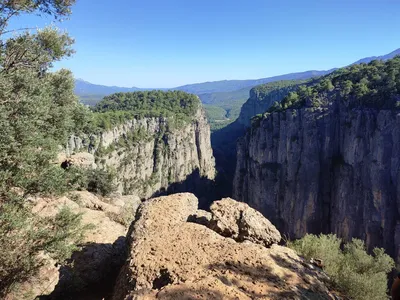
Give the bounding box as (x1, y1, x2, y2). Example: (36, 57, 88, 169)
(7, 0, 400, 88)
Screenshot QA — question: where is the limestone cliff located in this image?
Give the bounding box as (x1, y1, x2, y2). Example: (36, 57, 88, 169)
(237, 80, 308, 127)
(234, 104, 400, 262)
(65, 107, 215, 199)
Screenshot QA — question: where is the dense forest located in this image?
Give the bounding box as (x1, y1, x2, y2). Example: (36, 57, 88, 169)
(91, 90, 200, 131)
(266, 57, 400, 115)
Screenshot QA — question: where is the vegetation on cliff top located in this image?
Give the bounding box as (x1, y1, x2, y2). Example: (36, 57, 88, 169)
(269, 57, 400, 112)
(90, 90, 200, 131)
(250, 57, 400, 128)
(251, 79, 310, 99)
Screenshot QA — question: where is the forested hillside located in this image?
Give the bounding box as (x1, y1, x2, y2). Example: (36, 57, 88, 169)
(237, 79, 309, 126)
(262, 57, 400, 116)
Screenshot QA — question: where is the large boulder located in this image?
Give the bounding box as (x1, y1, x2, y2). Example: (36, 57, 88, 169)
(112, 193, 334, 300)
(209, 198, 282, 247)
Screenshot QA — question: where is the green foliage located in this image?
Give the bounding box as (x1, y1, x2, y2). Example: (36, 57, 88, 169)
(268, 57, 400, 115)
(84, 169, 117, 196)
(0, 27, 91, 194)
(90, 90, 200, 132)
(204, 97, 247, 131)
(251, 79, 308, 99)
(0, 0, 75, 34)
(239, 79, 309, 127)
(204, 105, 228, 121)
(2, 27, 74, 73)
(0, 5, 95, 296)
(0, 196, 91, 296)
(63, 166, 117, 197)
(288, 234, 394, 300)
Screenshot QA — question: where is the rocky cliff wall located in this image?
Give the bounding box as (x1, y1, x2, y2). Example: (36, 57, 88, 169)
(65, 107, 215, 199)
(234, 104, 400, 261)
(237, 81, 306, 127)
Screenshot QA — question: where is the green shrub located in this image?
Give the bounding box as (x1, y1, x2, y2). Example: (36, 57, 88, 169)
(0, 196, 92, 297)
(85, 169, 117, 196)
(288, 234, 394, 300)
(63, 166, 117, 196)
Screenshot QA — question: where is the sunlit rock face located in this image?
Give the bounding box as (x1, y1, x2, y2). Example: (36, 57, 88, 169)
(65, 106, 216, 200)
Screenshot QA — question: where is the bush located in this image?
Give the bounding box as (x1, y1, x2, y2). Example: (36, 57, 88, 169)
(0, 195, 92, 297)
(63, 167, 117, 196)
(85, 169, 117, 196)
(288, 234, 394, 300)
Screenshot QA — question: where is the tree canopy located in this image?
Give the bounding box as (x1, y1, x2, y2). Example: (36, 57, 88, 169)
(91, 90, 200, 131)
(0, 0, 75, 34)
(0, 2, 94, 295)
(268, 57, 400, 113)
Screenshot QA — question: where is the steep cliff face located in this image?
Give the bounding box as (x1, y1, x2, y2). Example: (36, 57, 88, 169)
(237, 80, 308, 127)
(66, 107, 215, 199)
(234, 104, 400, 261)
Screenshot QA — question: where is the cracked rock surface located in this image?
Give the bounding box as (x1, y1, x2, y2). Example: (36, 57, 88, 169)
(112, 193, 334, 300)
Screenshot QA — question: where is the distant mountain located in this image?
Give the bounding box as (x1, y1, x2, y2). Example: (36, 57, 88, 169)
(175, 70, 333, 95)
(74, 80, 164, 105)
(352, 48, 400, 65)
(75, 70, 332, 99)
(198, 88, 251, 105)
(75, 48, 400, 106)
(75, 70, 332, 105)
(74, 79, 142, 95)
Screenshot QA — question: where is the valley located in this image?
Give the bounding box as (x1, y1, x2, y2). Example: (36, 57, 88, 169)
(69, 55, 400, 265)
(2, 1, 400, 299)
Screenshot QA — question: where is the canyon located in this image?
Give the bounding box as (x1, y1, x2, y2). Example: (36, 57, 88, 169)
(233, 58, 400, 264)
(64, 105, 216, 203)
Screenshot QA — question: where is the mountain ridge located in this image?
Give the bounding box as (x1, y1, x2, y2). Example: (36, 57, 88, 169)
(74, 69, 333, 98)
(352, 48, 400, 65)
(75, 47, 400, 100)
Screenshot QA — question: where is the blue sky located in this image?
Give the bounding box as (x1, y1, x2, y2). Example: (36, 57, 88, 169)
(8, 0, 400, 88)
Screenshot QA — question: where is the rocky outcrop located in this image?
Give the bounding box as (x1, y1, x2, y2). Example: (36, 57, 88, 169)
(209, 198, 282, 247)
(234, 105, 400, 262)
(65, 107, 216, 199)
(112, 193, 335, 300)
(6, 192, 140, 300)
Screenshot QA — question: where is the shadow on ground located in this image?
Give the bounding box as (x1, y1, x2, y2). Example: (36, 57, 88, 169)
(39, 236, 126, 300)
(151, 254, 333, 299)
(151, 168, 221, 209)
